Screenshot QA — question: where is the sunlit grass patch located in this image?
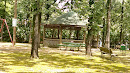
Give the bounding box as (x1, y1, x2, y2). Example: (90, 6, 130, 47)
(0, 51, 130, 73)
(0, 43, 130, 73)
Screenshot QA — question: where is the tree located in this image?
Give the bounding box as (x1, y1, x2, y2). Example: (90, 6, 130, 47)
(31, 0, 40, 59)
(109, 0, 129, 48)
(105, 0, 111, 48)
(85, 0, 94, 56)
(73, 0, 105, 55)
(102, 0, 106, 47)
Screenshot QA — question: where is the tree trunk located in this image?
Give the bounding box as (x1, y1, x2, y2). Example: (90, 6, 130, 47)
(28, 13, 31, 43)
(38, 12, 41, 48)
(31, 0, 40, 59)
(31, 14, 39, 58)
(102, 18, 105, 47)
(43, 27, 45, 46)
(120, 0, 124, 45)
(29, 22, 32, 43)
(105, 0, 111, 48)
(85, 29, 93, 55)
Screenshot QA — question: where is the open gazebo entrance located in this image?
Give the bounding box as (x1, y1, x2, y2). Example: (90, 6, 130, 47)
(43, 24, 86, 47)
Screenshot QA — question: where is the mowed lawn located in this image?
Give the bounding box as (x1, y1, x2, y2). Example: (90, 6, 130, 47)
(0, 42, 130, 73)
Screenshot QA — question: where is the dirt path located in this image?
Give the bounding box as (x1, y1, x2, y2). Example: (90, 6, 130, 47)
(0, 42, 100, 56)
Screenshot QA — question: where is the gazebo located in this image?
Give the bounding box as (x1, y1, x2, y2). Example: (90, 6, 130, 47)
(43, 11, 87, 47)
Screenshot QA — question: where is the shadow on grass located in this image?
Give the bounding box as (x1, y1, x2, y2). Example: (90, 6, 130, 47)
(40, 53, 130, 72)
(0, 49, 129, 72)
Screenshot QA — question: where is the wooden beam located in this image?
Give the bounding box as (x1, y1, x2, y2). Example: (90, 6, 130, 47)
(44, 24, 82, 30)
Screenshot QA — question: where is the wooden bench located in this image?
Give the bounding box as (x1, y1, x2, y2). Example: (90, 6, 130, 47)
(57, 44, 66, 50)
(99, 47, 117, 60)
(58, 42, 86, 51)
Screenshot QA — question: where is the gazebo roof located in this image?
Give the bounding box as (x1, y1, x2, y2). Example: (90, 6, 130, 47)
(50, 11, 87, 26)
(44, 11, 87, 30)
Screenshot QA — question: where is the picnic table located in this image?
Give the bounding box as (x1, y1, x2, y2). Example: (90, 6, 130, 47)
(58, 42, 86, 51)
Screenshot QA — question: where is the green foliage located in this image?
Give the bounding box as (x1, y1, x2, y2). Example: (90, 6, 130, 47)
(0, 0, 129, 45)
(110, 0, 130, 44)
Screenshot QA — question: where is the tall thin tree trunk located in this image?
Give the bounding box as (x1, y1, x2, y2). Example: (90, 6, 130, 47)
(120, 0, 124, 45)
(102, 0, 105, 47)
(29, 22, 32, 43)
(28, 10, 32, 43)
(102, 18, 105, 47)
(105, 0, 111, 48)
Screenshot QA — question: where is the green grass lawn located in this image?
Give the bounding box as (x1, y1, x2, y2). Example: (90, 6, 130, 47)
(0, 42, 130, 73)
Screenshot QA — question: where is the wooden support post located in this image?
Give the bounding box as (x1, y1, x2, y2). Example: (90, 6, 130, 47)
(76, 30, 79, 40)
(69, 30, 72, 39)
(52, 29, 55, 38)
(58, 29, 59, 39)
(59, 27, 62, 44)
(83, 31, 86, 44)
